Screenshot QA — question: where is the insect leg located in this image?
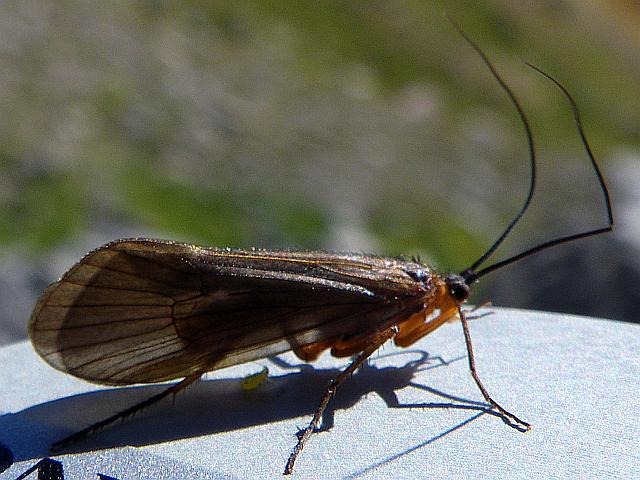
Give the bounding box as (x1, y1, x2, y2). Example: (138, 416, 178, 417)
(51, 372, 202, 452)
(283, 325, 397, 475)
(459, 307, 531, 430)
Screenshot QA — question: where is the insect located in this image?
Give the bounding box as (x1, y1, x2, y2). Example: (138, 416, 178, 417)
(28, 26, 613, 476)
(241, 366, 270, 391)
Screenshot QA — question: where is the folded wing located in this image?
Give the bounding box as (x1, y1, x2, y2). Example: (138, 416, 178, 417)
(29, 239, 430, 385)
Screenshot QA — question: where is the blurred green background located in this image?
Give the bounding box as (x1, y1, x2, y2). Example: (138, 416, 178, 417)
(1, 1, 639, 344)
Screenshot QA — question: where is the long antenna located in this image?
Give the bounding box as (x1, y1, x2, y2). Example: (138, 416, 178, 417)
(451, 24, 614, 284)
(448, 21, 537, 276)
(464, 64, 613, 282)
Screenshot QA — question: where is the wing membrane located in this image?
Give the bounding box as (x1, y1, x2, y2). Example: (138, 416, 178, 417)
(29, 238, 433, 385)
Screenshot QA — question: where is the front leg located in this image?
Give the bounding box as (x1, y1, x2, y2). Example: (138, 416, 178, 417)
(459, 306, 531, 431)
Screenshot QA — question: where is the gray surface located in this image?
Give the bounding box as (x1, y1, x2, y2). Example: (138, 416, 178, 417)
(1, 308, 638, 479)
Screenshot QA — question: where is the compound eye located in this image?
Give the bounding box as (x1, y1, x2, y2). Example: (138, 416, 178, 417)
(445, 275, 470, 302)
(451, 282, 469, 302)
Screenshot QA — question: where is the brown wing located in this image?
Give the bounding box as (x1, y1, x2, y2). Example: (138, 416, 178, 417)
(29, 238, 435, 386)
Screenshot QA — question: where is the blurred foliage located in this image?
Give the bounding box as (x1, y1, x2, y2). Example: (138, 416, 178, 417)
(0, 0, 638, 316)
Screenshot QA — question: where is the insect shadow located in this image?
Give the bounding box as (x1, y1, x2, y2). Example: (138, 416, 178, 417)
(2, 349, 496, 464)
